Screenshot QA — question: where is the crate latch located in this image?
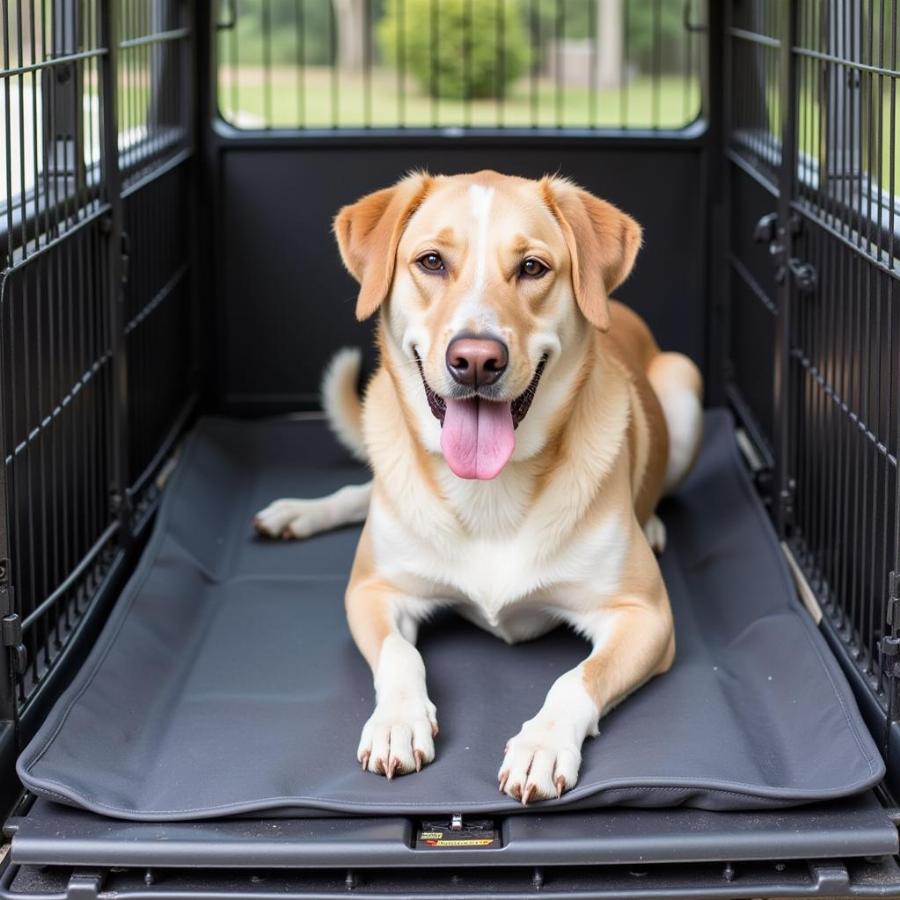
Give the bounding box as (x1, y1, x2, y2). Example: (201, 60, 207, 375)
(1, 612, 27, 675)
(753, 211, 817, 293)
(785, 257, 817, 293)
(879, 613, 900, 730)
(887, 572, 900, 628)
(0, 560, 25, 675)
(880, 635, 900, 667)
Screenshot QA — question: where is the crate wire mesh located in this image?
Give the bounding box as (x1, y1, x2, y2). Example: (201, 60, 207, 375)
(725, 0, 900, 739)
(0, 0, 196, 713)
(118, 0, 194, 514)
(119, 0, 188, 184)
(727, 0, 782, 189)
(0, 212, 115, 706)
(1, 1, 105, 261)
(123, 159, 194, 510)
(216, 0, 704, 131)
(789, 0, 900, 708)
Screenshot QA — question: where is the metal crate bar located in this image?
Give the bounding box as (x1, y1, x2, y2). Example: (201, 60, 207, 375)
(0, 215, 117, 706)
(5, 351, 114, 463)
(118, 0, 191, 185)
(1, 46, 105, 80)
(792, 198, 900, 282)
(794, 0, 900, 271)
(122, 158, 195, 514)
(119, 26, 188, 50)
(726, 1, 783, 185)
(1, 0, 106, 262)
(781, 0, 900, 725)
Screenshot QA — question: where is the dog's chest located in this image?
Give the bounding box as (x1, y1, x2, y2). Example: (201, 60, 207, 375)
(369, 499, 629, 625)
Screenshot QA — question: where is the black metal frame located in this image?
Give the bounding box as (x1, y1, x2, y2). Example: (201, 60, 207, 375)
(6, 855, 900, 900)
(1, 787, 900, 900)
(6, 857, 900, 900)
(2, 1, 900, 899)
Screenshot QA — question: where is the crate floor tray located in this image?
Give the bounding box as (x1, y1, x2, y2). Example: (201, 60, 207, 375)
(7, 792, 899, 868)
(17, 410, 883, 820)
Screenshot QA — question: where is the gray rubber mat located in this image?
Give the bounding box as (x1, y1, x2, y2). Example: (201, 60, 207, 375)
(17, 410, 883, 820)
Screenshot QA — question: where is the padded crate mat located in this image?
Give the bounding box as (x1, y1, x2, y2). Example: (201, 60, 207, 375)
(18, 410, 883, 820)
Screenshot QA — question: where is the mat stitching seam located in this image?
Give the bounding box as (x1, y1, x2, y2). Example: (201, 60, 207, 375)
(21, 776, 887, 818)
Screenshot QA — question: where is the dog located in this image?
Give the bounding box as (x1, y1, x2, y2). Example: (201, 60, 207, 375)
(254, 170, 703, 805)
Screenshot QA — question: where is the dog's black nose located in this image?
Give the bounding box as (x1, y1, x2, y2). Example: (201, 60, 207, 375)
(446, 334, 509, 388)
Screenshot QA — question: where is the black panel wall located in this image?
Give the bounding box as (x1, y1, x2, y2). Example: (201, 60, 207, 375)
(212, 139, 707, 414)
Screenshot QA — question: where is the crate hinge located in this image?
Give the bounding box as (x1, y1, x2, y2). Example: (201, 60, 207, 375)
(1, 614, 26, 676)
(120, 230, 130, 284)
(0, 561, 25, 675)
(777, 479, 796, 533)
(886, 572, 900, 631)
(100, 217, 130, 285)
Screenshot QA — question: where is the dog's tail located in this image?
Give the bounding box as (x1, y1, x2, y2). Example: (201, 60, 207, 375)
(321, 348, 368, 462)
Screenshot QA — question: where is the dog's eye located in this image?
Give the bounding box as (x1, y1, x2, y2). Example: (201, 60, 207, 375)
(520, 257, 548, 278)
(417, 252, 445, 273)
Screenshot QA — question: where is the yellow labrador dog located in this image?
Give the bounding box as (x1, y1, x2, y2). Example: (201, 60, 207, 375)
(255, 171, 703, 805)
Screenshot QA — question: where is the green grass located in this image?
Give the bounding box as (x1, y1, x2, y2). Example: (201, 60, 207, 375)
(216, 66, 701, 131)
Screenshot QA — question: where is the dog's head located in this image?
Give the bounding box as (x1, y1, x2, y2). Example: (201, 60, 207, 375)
(334, 170, 641, 480)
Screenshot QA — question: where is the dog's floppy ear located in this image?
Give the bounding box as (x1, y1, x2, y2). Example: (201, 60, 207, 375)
(542, 177, 642, 332)
(333, 172, 434, 321)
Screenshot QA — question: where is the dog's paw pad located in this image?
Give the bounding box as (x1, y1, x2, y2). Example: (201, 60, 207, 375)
(499, 721, 581, 805)
(358, 699, 438, 778)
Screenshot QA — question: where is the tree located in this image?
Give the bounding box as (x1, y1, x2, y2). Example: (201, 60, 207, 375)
(333, 0, 367, 71)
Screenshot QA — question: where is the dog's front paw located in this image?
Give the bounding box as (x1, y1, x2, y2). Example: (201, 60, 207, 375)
(499, 716, 583, 805)
(253, 499, 326, 540)
(358, 697, 438, 778)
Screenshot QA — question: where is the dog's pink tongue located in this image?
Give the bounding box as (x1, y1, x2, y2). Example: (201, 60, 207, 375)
(441, 398, 515, 480)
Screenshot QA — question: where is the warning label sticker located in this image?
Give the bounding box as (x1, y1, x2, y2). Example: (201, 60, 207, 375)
(415, 820, 499, 850)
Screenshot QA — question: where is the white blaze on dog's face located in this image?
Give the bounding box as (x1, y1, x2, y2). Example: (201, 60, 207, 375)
(333, 170, 642, 480)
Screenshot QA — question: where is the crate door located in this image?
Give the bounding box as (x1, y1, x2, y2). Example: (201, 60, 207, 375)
(726, 0, 900, 786)
(0, 0, 197, 743)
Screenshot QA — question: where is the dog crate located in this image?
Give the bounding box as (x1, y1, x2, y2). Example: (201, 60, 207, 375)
(0, 0, 899, 897)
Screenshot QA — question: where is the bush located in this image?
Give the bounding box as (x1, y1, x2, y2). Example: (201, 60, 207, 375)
(626, 1, 690, 73)
(378, 0, 530, 100)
